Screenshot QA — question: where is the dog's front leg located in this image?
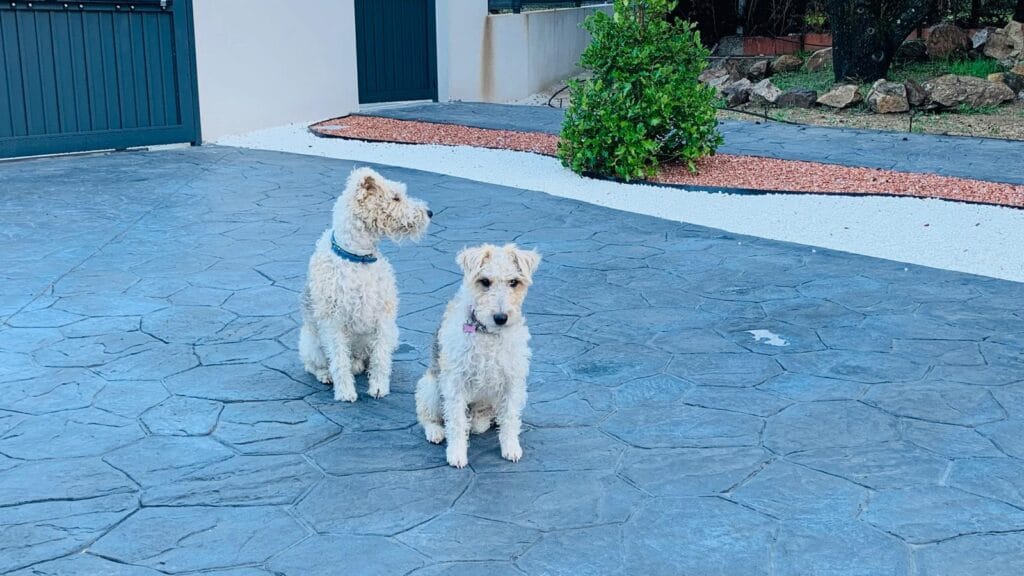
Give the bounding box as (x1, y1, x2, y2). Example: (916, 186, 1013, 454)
(319, 320, 358, 402)
(497, 379, 527, 462)
(366, 320, 397, 399)
(442, 386, 471, 468)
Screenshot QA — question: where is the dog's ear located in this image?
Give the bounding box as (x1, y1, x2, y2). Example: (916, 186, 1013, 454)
(507, 245, 541, 281)
(349, 167, 384, 203)
(457, 245, 494, 275)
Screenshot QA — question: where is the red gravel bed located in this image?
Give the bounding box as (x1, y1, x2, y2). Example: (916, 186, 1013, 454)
(311, 115, 1024, 208)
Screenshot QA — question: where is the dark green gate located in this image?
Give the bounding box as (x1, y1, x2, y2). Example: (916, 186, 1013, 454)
(0, 0, 199, 159)
(355, 0, 437, 104)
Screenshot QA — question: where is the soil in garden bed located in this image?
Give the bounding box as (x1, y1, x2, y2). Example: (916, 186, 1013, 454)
(311, 115, 1024, 208)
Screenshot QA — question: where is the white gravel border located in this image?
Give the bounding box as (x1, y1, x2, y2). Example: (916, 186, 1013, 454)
(217, 122, 1024, 283)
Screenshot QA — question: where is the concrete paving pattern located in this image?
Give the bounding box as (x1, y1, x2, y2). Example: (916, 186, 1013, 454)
(2, 146, 1023, 575)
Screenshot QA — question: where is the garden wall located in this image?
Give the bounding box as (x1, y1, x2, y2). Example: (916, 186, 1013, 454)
(192, 0, 360, 140)
(441, 3, 612, 103)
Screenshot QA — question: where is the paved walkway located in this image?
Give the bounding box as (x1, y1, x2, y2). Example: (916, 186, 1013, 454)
(2, 146, 1024, 575)
(362, 102, 1024, 184)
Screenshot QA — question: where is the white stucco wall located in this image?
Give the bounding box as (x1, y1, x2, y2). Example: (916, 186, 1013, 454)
(192, 0, 359, 140)
(442, 4, 609, 103)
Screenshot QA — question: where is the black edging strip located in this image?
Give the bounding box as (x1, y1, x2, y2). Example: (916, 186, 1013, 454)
(307, 120, 1022, 211)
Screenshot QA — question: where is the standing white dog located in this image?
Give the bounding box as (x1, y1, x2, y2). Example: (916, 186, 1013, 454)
(299, 167, 431, 402)
(416, 243, 541, 468)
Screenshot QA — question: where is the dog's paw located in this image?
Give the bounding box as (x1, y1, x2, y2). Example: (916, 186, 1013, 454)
(470, 416, 493, 434)
(367, 381, 390, 399)
(351, 357, 367, 375)
(423, 424, 445, 444)
(333, 388, 358, 403)
(446, 446, 469, 469)
(314, 369, 332, 385)
(501, 443, 523, 463)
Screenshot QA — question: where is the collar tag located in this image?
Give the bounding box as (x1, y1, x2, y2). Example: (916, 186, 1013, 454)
(462, 323, 477, 333)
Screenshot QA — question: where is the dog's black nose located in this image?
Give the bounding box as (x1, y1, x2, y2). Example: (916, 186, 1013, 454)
(426, 209, 433, 218)
(493, 313, 508, 326)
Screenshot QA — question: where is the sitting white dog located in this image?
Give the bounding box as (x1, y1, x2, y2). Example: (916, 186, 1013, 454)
(299, 167, 431, 402)
(415, 243, 541, 468)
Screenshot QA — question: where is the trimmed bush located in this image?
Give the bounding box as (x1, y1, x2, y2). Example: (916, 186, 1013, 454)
(558, 0, 722, 181)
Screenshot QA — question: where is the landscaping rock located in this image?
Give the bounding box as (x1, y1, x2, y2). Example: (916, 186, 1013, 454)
(894, 39, 929, 64)
(926, 23, 970, 59)
(904, 79, 928, 107)
(716, 57, 772, 81)
(1002, 71, 1024, 94)
(722, 78, 753, 107)
(699, 68, 732, 95)
(806, 48, 833, 72)
(984, 20, 1023, 64)
(867, 80, 910, 114)
(924, 74, 1016, 108)
(750, 79, 783, 105)
(746, 60, 770, 81)
(816, 84, 863, 109)
(971, 27, 995, 50)
(776, 88, 818, 108)
(771, 54, 803, 74)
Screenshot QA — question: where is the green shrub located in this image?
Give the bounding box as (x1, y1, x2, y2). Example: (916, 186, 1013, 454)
(558, 0, 722, 181)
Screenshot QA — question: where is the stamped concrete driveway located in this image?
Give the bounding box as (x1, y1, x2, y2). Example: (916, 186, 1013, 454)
(2, 146, 1023, 576)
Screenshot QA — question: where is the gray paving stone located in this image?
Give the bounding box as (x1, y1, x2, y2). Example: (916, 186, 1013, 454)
(90, 506, 307, 573)
(142, 306, 238, 344)
(214, 400, 339, 454)
(864, 487, 1024, 544)
(0, 368, 107, 414)
(164, 363, 316, 401)
(0, 458, 135, 506)
(863, 382, 1004, 425)
(773, 520, 910, 576)
(0, 409, 145, 460)
(309, 428, 442, 475)
(516, 524, 626, 576)
(765, 402, 898, 454)
(623, 497, 774, 575)
(396, 512, 540, 561)
(296, 468, 471, 535)
(6, 554, 166, 576)
(609, 374, 693, 408)
(410, 562, 524, 576)
(667, 353, 783, 387)
(949, 458, 1024, 508)
(468, 426, 625, 472)
(268, 535, 425, 576)
(757, 373, 868, 401)
(619, 446, 769, 497)
(681, 386, 792, 417)
(0, 494, 139, 573)
(563, 344, 671, 386)
(455, 470, 642, 531)
(778, 350, 929, 383)
(603, 404, 763, 448)
(790, 442, 949, 489)
(730, 461, 867, 519)
(141, 395, 223, 436)
(915, 533, 1024, 576)
(978, 419, 1024, 459)
(92, 381, 170, 418)
(903, 420, 1003, 458)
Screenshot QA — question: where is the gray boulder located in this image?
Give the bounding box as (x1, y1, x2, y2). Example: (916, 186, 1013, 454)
(894, 39, 929, 64)
(923, 74, 1016, 108)
(771, 54, 803, 74)
(750, 79, 783, 105)
(722, 78, 753, 107)
(817, 84, 863, 109)
(806, 48, 833, 72)
(904, 79, 928, 107)
(867, 80, 910, 114)
(984, 21, 1023, 64)
(926, 23, 970, 59)
(776, 89, 818, 108)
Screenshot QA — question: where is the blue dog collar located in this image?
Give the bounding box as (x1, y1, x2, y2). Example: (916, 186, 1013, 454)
(331, 233, 377, 264)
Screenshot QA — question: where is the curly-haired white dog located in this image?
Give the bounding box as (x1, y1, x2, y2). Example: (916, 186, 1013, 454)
(415, 243, 541, 468)
(299, 167, 431, 402)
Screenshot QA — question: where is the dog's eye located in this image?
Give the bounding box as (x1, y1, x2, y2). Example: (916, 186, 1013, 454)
(392, 196, 401, 202)
(478, 278, 491, 288)
(509, 279, 519, 288)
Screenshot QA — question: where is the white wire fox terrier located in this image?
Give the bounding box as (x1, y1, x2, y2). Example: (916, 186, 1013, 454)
(415, 243, 542, 468)
(299, 167, 432, 402)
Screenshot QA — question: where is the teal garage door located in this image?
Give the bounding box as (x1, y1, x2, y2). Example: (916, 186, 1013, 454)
(355, 0, 437, 104)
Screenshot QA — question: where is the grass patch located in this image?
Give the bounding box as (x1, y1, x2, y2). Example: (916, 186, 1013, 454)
(889, 57, 1005, 83)
(956, 103, 1001, 115)
(770, 56, 1005, 95)
(772, 68, 835, 93)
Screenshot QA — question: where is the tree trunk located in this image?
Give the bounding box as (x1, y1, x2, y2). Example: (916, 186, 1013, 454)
(825, 0, 931, 82)
(1015, 0, 1024, 23)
